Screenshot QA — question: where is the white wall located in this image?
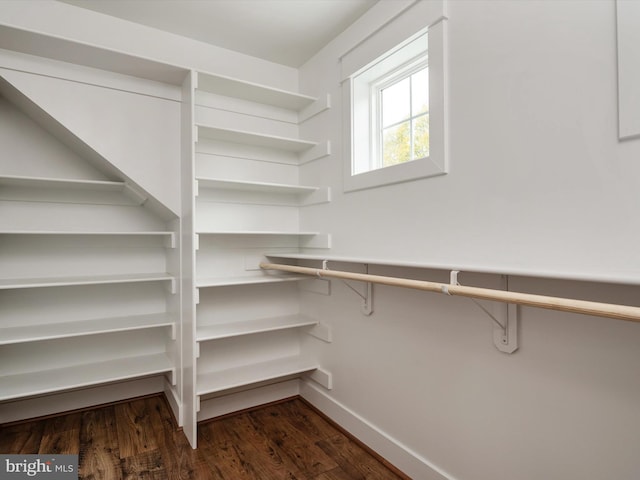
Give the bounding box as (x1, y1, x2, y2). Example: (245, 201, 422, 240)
(299, 1, 640, 479)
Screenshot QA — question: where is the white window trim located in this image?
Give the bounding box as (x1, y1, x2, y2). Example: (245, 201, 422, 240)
(343, 18, 448, 192)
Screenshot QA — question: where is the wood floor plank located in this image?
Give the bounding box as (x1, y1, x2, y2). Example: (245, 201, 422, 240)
(316, 433, 404, 480)
(249, 404, 339, 478)
(79, 406, 122, 480)
(217, 414, 304, 480)
(120, 449, 165, 480)
(39, 411, 82, 454)
(312, 466, 358, 480)
(0, 421, 44, 454)
(198, 419, 262, 480)
(146, 396, 210, 480)
(114, 398, 158, 458)
(278, 400, 338, 442)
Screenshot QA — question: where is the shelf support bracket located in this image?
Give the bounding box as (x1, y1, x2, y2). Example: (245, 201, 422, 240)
(494, 275, 519, 354)
(450, 271, 518, 354)
(323, 261, 373, 316)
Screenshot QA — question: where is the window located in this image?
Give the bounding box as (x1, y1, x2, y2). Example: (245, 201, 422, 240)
(377, 61, 429, 171)
(344, 21, 447, 192)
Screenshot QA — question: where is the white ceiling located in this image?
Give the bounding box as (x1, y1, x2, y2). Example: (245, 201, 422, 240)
(59, 0, 378, 67)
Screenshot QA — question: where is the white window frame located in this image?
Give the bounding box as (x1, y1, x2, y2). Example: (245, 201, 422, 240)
(344, 20, 448, 192)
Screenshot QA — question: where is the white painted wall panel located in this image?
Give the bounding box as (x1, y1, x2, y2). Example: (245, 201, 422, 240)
(0, 68, 181, 215)
(299, 2, 640, 480)
(616, 0, 640, 139)
(300, 0, 640, 282)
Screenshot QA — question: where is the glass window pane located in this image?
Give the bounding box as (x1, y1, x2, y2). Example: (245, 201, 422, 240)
(412, 113, 429, 159)
(382, 121, 411, 167)
(411, 68, 429, 115)
(382, 77, 410, 127)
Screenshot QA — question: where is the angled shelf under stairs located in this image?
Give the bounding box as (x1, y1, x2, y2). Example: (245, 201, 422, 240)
(0, 81, 181, 424)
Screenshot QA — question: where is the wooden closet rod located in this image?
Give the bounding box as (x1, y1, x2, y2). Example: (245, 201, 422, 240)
(259, 262, 640, 323)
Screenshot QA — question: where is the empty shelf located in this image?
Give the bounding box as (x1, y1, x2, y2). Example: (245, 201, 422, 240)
(0, 273, 174, 290)
(0, 313, 176, 345)
(196, 275, 304, 288)
(0, 175, 146, 206)
(197, 125, 316, 152)
(196, 177, 318, 195)
(197, 314, 317, 342)
(0, 353, 174, 402)
(197, 72, 316, 110)
(0, 175, 125, 191)
(197, 231, 320, 236)
(197, 356, 318, 396)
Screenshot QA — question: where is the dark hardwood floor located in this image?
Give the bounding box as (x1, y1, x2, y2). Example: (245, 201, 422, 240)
(0, 395, 408, 479)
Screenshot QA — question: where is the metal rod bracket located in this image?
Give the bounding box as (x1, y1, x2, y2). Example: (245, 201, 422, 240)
(493, 275, 519, 354)
(452, 271, 518, 354)
(324, 260, 373, 316)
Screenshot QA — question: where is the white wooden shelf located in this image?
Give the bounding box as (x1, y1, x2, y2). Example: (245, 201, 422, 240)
(265, 253, 640, 287)
(197, 355, 318, 396)
(0, 230, 173, 236)
(0, 273, 175, 290)
(197, 72, 316, 111)
(196, 177, 318, 195)
(0, 353, 175, 402)
(0, 175, 146, 205)
(0, 313, 176, 346)
(195, 178, 331, 206)
(196, 314, 317, 342)
(197, 230, 320, 236)
(197, 125, 316, 152)
(0, 231, 176, 248)
(0, 175, 125, 190)
(196, 275, 304, 288)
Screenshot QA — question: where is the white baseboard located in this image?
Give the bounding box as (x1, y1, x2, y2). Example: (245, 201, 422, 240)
(300, 381, 455, 480)
(197, 379, 300, 422)
(164, 380, 182, 427)
(0, 376, 165, 424)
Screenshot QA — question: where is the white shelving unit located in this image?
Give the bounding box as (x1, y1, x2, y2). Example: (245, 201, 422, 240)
(180, 70, 332, 444)
(0, 95, 181, 424)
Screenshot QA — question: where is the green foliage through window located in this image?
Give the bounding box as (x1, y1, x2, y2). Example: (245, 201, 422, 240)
(380, 67, 429, 168)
